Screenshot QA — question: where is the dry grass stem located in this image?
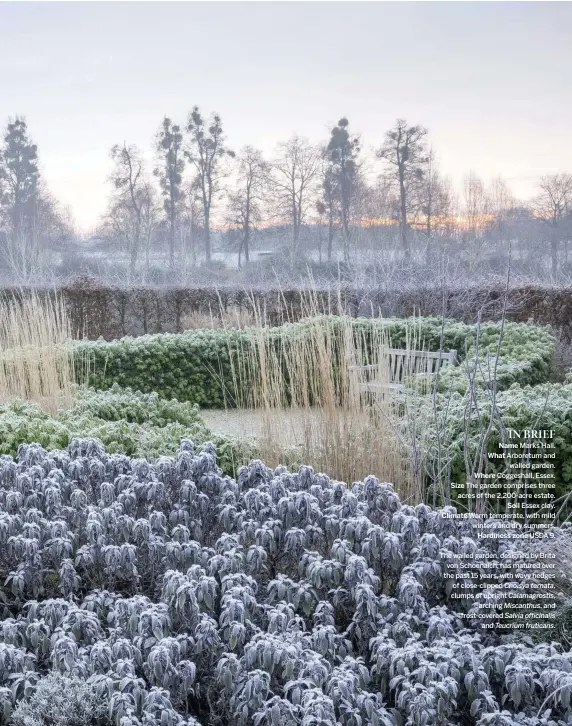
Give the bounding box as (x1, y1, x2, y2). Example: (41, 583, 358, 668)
(0, 291, 77, 414)
(223, 287, 438, 502)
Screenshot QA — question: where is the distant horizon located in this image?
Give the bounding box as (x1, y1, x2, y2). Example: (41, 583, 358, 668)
(1, 1, 570, 233)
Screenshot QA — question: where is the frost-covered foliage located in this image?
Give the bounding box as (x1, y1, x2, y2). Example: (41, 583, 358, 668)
(10, 673, 108, 726)
(0, 439, 570, 726)
(425, 382, 572, 498)
(0, 386, 252, 475)
(75, 316, 556, 405)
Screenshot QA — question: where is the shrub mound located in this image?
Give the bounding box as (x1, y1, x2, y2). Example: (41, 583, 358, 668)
(1, 440, 571, 726)
(75, 317, 556, 406)
(0, 386, 251, 476)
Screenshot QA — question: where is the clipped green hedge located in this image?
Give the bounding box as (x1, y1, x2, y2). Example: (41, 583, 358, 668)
(76, 328, 246, 407)
(0, 386, 253, 476)
(75, 316, 556, 406)
(435, 320, 556, 393)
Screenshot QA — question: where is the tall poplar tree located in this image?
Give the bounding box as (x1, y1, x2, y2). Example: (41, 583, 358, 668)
(154, 117, 184, 269)
(325, 118, 360, 263)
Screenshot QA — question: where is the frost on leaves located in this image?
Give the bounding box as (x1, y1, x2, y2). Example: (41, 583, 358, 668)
(0, 440, 570, 726)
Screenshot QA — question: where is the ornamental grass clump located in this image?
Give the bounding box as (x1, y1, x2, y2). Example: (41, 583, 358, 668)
(228, 310, 437, 503)
(0, 291, 77, 415)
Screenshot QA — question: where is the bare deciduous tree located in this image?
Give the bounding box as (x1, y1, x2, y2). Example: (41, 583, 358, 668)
(377, 119, 428, 256)
(140, 181, 161, 279)
(419, 148, 453, 238)
(228, 146, 268, 268)
(533, 173, 572, 276)
(185, 107, 235, 264)
(462, 172, 494, 267)
(104, 145, 159, 280)
(270, 135, 321, 263)
(488, 176, 515, 221)
(108, 144, 145, 278)
(180, 176, 203, 272)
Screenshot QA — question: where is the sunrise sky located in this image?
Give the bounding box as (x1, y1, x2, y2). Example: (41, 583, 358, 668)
(1, 1, 570, 232)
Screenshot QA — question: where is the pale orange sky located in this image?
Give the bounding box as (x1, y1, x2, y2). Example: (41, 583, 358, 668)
(1, 1, 570, 232)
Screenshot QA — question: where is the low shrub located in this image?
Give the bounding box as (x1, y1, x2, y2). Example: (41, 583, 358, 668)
(10, 673, 110, 726)
(0, 400, 70, 453)
(77, 327, 246, 407)
(0, 386, 252, 477)
(0, 441, 570, 726)
(63, 385, 210, 429)
(435, 320, 556, 393)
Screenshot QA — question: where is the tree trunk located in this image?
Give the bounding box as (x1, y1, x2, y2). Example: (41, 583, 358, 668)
(204, 209, 211, 263)
(551, 236, 558, 278)
(129, 243, 138, 279)
(244, 226, 250, 264)
(130, 223, 140, 279)
(328, 214, 334, 262)
(398, 167, 410, 256)
(424, 207, 432, 265)
(291, 203, 299, 264)
(145, 231, 151, 280)
(342, 211, 350, 265)
(169, 213, 175, 269)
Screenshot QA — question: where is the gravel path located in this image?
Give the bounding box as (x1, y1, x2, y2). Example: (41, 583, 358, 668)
(200, 408, 320, 446)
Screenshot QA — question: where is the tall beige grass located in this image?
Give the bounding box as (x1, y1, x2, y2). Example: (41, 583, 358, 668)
(226, 290, 436, 503)
(0, 291, 77, 414)
(182, 307, 257, 331)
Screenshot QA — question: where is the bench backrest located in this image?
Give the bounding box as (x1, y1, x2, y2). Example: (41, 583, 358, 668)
(350, 348, 458, 384)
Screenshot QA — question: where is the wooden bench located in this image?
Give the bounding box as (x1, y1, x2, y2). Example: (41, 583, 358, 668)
(350, 348, 458, 395)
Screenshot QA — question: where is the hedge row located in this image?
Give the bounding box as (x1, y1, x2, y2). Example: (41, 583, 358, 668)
(75, 316, 557, 407)
(7, 278, 572, 340)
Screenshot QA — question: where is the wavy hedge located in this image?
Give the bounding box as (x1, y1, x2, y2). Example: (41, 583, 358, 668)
(75, 316, 557, 406)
